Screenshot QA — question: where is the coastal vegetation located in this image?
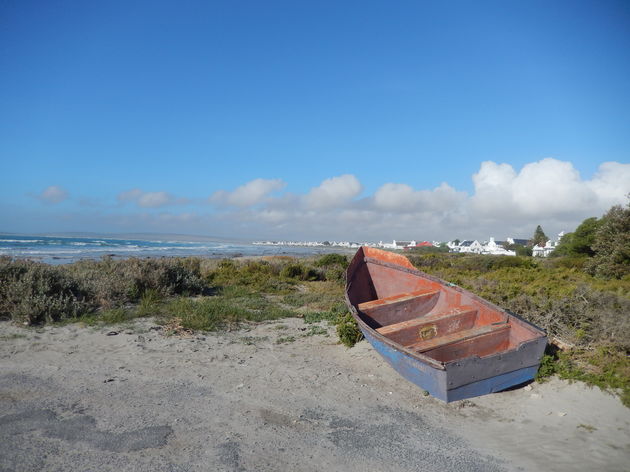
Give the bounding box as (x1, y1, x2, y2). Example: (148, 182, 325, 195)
(407, 252, 630, 406)
(0, 254, 349, 335)
(551, 199, 630, 279)
(0, 202, 628, 404)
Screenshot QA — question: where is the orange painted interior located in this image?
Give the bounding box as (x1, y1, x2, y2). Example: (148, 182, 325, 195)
(353, 247, 540, 362)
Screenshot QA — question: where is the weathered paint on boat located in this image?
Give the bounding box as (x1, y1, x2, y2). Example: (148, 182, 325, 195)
(345, 247, 547, 402)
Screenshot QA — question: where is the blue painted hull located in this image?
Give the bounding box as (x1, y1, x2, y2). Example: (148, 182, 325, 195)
(362, 327, 539, 402)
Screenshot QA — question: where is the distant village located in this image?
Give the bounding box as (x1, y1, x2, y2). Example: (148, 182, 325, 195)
(253, 232, 565, 257)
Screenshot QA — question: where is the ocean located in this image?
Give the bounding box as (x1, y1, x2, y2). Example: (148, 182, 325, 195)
(0, 234, 348, 265)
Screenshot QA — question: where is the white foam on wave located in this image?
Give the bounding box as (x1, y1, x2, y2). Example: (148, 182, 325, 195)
(1, 235, 321, 264)
(15, 249, 85, 255)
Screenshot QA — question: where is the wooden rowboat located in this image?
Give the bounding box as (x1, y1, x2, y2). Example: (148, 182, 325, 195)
(345, 247, 547, 402)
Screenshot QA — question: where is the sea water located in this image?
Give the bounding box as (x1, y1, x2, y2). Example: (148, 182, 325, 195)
(0, 234, 344, 265)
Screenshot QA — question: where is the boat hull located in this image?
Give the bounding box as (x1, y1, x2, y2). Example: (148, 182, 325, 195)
(345, 247, 547, 402)
(361, 327, 544, 402)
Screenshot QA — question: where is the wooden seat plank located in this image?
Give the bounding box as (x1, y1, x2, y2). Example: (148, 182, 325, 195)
(357, 289, 441, 328)
(422, 326, 512, 363)
(406, 323, 510, 353)
(376, 306, 478, 345)
(357, 289, 438, 312)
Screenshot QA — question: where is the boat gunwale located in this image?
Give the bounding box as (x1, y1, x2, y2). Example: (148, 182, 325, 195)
(345, 251, 547, 371)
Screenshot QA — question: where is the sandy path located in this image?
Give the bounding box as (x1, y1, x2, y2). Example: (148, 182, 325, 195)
(1, 318, 628, 472)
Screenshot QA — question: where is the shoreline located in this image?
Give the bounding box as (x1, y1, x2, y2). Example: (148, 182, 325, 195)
(0, 234, 356, 266)
(2, 248, 354, 266)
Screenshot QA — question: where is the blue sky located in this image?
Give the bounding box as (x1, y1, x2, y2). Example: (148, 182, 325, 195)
(1, 0, 629, 241)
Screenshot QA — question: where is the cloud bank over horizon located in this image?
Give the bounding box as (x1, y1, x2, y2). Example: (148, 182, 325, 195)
(28, 158, 630, 242)
(202, 158, 629, 241)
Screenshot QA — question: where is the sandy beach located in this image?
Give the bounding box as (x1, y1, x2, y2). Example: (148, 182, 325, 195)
(1, 317, 628, 472)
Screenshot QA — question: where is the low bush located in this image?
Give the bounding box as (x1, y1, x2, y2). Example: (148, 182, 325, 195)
(408, 253, 536, 273)
(336, 313, 364, 348)
(0, 257, 205, 324)
(280, 263, 324, 281)
(0, 258, 90, 324)
(207, 259, 293, 292)
(314, 253, 349, 268)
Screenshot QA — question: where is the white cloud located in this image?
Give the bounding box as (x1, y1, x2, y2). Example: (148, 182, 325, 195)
(117, 189, 186, 208)
(470, 158, 628, 222)
(374, 183, 418, 211)
(511, 158, 595, 216)
(210, 178, 285, 207)
(37, 186, 69, 204)
(305, 174, 362, 209)
(200, 159, 629, 241)
(33, 160, 627, 242)
(374, 182, 465, 213)
(470, 161, 517, 216)
(587, 161, 630, 207)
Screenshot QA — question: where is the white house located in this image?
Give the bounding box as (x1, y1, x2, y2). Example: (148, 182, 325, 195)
(379, 240, 416, 249)
(532, 231, 565, 257)
(457, 240, 484, 254)
(506, 237, 529, 246)
(451, 237, 515, 256)
(482, 237, 516, 256)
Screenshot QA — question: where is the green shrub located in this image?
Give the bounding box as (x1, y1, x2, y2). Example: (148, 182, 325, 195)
(552, 217, 602, 258)
(280, 263, 305, 279)
(586, 203, 630, 279)
(0, 256, 205, 324)
(543, 256, 588, 270)
(208, 258, 292, 292)
(68, 257, 204, 305)
(280, 263, 323, 281)
(514, 245, 533, 257)
(406, 244, 450, 254)
(535, 353, 558, 381)
(315, 253, 349, 268)
(0, 258, 89, 324)
(336, 313, 363, 347)
(116, 258, 204, 299)
(137, 289, 163, 317)
(324, 267, 346, 282)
